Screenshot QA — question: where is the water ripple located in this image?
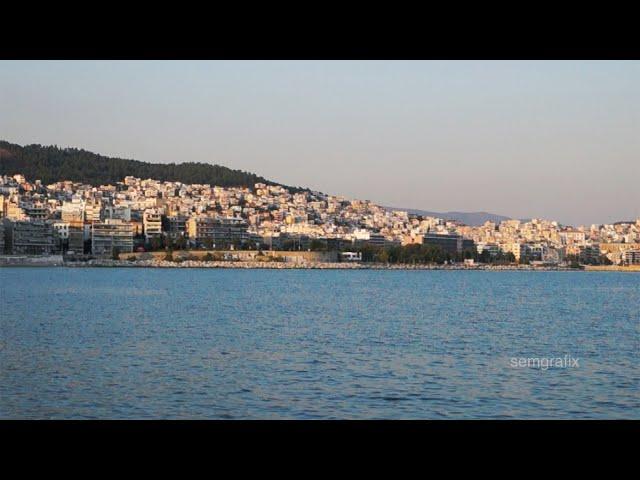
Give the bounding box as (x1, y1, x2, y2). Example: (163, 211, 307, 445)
(0, 268, 638, 419)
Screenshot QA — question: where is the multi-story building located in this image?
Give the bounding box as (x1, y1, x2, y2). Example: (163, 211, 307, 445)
(52, 222, 69, 252)
(11, 220, 55, 255)
(186, 216, 250, 247)
(522, 243, 545, 263)
(622, 249, 640, 265)
(102, 205, 131, 222)
(5, 201, 26, 221)
(502, 242, 523, 261)
(476, 242, 500, 258)
(143, 209, 163, 240)
(61, 200, 84, 223)
(579, 244, 601, 264)
(23, 203, 49, 220)
(423, 233, 474, 255)
(461, 238, 475, 253)
(365, 232, 387, 247)
(599, 243, 640, 265)
(60, 202, 85, 254)
(84, 201, 102, 223)
(92, 219, 134, 256)
(164, 215, 188, 239)
(559, 230, 586, 245)
(66, 226, 85, 254)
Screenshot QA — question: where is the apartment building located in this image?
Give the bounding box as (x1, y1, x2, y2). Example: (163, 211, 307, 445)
(60, 201, 85, 254)
(92, 219, 134, 256)
(623, 249, 640, 265)
(579, 244, 601, 264)
(11, 220, 56, 255)
(102, 205, 131, 222)
(5, 201, 26, 221)
(164, 215, 188, 238)
(364, 233, 387, 247)
(502, 242, 523, 261)
(143, 209, 163, 240)
(84, 202, 102, 223)
(22, 202, 49, 220)
(522, 243, 545, 262)
(560, 230, 586, 245)
(476, 242, 500, 257)
(52, 222, 70, 252)
(61, 200, 85, 223)
(186, 216, 250, 247)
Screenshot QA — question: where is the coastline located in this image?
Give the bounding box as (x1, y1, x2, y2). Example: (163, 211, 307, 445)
(66, 261, 640, 271)
(2, 254, 639, 271)
(2, 256, 639, 271)
(66, 260, 566, 270)
(583, 264, 640, 272)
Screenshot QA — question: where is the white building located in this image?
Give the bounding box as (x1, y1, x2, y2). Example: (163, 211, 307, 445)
(143, 209, 163, 240)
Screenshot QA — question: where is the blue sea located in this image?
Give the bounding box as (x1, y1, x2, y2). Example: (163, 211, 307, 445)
(0, 267, 638, 419)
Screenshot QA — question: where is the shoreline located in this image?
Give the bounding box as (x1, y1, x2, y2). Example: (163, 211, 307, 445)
(67, 260, 568, 270)
(2, 256, 639, 271)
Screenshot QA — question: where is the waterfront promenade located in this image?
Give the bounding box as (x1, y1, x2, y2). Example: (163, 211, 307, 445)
(2, 251, 639, 270)
(0, 255, 595, 270)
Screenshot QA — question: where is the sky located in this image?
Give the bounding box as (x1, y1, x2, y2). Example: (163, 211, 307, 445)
(1, 60, 638, 226)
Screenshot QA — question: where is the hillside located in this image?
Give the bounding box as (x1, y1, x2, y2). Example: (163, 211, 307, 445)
(385, 207, 512, 226)
(0, 141, 302, 191)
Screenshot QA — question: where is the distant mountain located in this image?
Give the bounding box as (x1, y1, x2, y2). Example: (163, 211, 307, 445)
(0, 141, 306, 192)
(385, 207, 512, 226)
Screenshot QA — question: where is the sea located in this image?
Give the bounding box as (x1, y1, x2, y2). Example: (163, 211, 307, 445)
(1, 267, 638, 419)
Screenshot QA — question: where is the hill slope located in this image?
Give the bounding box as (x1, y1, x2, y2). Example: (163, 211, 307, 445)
(0, 141, 301, 190)
(385, 207, 512, 226)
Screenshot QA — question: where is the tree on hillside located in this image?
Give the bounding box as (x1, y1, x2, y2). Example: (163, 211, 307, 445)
(0, 140, 307, 192)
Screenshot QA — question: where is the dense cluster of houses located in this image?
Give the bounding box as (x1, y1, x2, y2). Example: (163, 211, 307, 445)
(1, 173, 638, 265)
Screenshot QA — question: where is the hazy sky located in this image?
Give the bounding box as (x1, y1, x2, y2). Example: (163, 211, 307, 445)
(1, 60, 638, 225)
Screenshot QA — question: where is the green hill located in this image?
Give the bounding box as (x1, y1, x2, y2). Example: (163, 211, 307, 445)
(0, 140, 303, 191)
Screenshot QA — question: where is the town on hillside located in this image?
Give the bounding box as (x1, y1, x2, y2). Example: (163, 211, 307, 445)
(1, 173, 639, 267)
